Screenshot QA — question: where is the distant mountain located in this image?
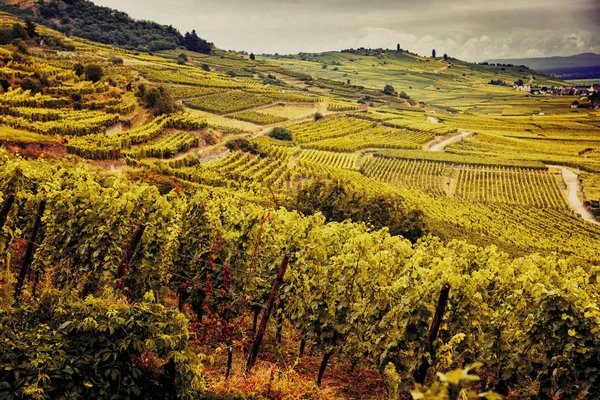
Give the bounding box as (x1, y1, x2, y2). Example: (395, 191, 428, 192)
(0, 0, 213, 54)
(486, 53, 600, 80)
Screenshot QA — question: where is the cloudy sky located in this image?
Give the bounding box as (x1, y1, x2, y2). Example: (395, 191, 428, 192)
(92, 0, 600, 61)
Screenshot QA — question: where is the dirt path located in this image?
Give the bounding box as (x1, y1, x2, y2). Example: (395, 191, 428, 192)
(106, 122, 123, 135)
(426, 131, 473, 152)
(549, 165, 599, 225)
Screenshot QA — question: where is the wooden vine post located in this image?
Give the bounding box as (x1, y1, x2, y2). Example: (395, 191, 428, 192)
(414, 283, 451, 384)
(14, 200, 46, 301)
(317, 331, 339, 386)
(116, 224, 146, 280)
(0, 193, 15, 231)
(245, 253, 290, 374)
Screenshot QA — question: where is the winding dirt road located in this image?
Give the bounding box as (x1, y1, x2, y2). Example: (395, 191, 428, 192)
(549, 165, 599, 225)
(427, 132, 474, 152)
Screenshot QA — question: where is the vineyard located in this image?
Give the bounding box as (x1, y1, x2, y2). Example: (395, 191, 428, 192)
(184, 90, 274, 114)
(228, 110, 288, 125)
(302, 127, 433, 151)
(1, 8, 600, 400)
(454, 166, 567, 209)
(297, 149, 361, 170)
(290, 117, 373, 143)
(3, 153, 600, 400)
(362, 156, 449, 195)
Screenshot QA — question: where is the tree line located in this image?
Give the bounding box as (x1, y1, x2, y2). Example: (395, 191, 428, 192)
(1, 0, 212, 54)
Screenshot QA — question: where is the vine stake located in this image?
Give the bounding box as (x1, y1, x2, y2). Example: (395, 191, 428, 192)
(116, 223, 146, 280)
(14, 200, 46, 301)
(0, 192, 15, 231)
(246, 253, 290, 374)
(414, 283, 451, 384)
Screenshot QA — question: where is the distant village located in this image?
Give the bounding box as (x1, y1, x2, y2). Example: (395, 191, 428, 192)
(518, 83, 600, 97)
(490, 78, 600, 109)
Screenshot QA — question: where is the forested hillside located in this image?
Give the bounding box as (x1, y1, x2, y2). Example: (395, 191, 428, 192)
(0, 0, 213, 53)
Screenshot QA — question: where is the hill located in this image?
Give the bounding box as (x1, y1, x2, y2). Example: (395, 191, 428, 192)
(260, 49, 563, 111)
(487, 53, 600, 80)
(0, 0, 213, 53)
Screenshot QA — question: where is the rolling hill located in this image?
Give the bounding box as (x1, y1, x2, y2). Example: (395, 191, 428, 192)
(487, 53, 600, 80)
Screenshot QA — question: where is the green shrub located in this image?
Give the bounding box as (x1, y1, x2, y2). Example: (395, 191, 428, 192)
(268, 127, 292, 141)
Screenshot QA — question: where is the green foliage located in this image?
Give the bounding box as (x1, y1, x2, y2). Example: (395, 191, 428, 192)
(136, 85, 181, 116)
(383, 84, 396, 96)
(30, 0, 200, 53)
(293, 179, 426, 242)
(73, 62, 84, 77)
(84, 64, 103, 83)
(268, 127, 293, 141)
(0, 288, 205, 399)
(411, 364, 501, 400)
(225, 138, 262, 155)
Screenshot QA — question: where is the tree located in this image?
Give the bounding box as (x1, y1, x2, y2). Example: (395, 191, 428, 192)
(84, 64, 103, 83)
(443, 53, 448, 61)
(397, 43, 401, 52)
(432, 49, 436, 58)
(20, 78, 42, 94)
(249, 53, 255, 60)
(10, 24, 28, 41)
(269, 127, 292, 141)
(25, 20, 37, 38)
(184, 30, 212, 54)
(383, 84, 396, 96)
(136, 85, 179, 116)
(314, 112, 324, 121)
(73, 63, 84, 77)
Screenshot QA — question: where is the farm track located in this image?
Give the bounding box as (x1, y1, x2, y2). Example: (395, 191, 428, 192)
(426, 131, 474, 152)
(548, 165, 599, 225)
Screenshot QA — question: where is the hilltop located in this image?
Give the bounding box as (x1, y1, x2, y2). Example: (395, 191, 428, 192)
(487, 53, 600, 80)
(260, 49, 564, 111)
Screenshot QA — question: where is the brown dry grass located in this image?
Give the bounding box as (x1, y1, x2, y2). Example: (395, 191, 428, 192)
(198, 317, 387, 400)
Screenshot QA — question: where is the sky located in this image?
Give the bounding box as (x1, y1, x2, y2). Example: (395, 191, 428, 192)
(92, 0, 600, 62)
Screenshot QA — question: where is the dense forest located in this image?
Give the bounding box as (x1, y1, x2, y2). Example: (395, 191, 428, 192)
(0, 0, 213, 54)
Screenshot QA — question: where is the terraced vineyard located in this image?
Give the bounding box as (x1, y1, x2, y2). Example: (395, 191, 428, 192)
(290, 117, 373, 143)
(454, 166, 567, 209)
(297, 149, 361, 170)
(361, 156, 449, 195)
(184, 90, 274, 114)
(228, 110, 288, 125)
(303, 127, 433, 151)
(125, 132, 200, 159)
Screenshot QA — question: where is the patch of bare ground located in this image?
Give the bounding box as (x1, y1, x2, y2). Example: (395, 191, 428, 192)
(2, 140, 68, 159)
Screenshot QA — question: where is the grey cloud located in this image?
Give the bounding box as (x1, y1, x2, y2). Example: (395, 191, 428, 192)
(91, 0, 599, 61)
